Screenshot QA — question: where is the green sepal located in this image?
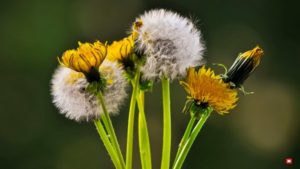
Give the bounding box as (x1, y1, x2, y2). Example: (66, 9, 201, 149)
(239, 85, 254, 95)
(188, 101, 213, 119)
(182, 99, 194, 115)
(86, 74, 107, 94)
(212, 63, 228, 74)
(139, 78, 153, 91)
(120, 53, 146, 81)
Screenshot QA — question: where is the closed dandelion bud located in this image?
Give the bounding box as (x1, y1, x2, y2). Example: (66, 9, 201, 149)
(180, 67, 238, 115)
(51, 60, 128, 122)
(223, 46, 264, 88)
(133, 9, 205, 80)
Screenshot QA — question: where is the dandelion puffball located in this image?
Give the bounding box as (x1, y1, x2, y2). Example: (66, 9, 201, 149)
(51, 60, 128, 122)
(134, 9, 205, 80)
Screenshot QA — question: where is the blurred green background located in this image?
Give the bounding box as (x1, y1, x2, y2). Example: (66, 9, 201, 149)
(0, 0, 299, 169)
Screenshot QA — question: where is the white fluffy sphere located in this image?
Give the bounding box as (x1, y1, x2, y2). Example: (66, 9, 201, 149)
(135, 9, 205, 80)
(51, 60, 128, 122)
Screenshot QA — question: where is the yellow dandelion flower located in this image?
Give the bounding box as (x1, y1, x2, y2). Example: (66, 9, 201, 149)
(107, 35, 135, 62)
(59, 41, 107, 75)
(180, 67, 238, 114)
(107, 20, 142, 62)
(224, 46, 264, 87)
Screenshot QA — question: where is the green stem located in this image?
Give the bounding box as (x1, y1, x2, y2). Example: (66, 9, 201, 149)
(172, 110, 212, 169)
(137, 90, 152, 169)
(94, 120, 122, 169)
(97, 92, 126, 169)
(161, 78, 171, 169)
(173, 116, 196, 163)
(125, 72, 140, 169)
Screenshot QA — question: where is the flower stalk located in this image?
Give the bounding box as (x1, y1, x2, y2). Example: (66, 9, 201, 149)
(125, 70, 140, 169)
(97, 91, 126, 169)
(173, 114, 197, 163)
(137, 89, 152, 169)
(161, 77, 172, 169)
(94, 119, 122, 169)
(173, 108, 212, 169)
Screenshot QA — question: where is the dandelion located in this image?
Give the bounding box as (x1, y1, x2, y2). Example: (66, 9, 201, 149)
(133, 9, 205, 80)
(58, 41, 107, 82)
(107, 21, 144, 80)
(107, 35, 135, 62)
(49, 8, 265, 169)
(180, 66, 238, 115)
(223, 46, 264, 88)
(173, 66, 239, 169)
(51, 59, 128, 122)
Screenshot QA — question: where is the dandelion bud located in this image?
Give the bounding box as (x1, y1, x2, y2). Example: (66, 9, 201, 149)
(51, 60, 128, 122)
(223, 46, 264, 88)
(133, 9, 205, 80)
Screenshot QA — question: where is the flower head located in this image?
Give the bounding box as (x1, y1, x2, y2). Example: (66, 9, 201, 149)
(106, 20, 144, 79)
(180, 67, 238, 115)
(107, 35, 135, 62)
(106, 35, 140, 79)
(223, 46, 264, 88)
(134, 9, 205, 80)
(51, 60, 128, 122)
(59, 41, 107, 82)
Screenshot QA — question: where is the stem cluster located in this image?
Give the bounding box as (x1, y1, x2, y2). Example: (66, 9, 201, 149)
(94, 70, 212, 169)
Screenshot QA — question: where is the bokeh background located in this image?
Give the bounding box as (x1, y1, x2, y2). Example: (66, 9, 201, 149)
(0, 0, 299, 169)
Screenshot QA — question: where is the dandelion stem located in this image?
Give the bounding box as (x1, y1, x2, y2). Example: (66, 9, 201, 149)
(172, 109, 212, 169)
(173, 115, 196, 163)
(161, 78, 171, 169)
(94, 120, 122, 169)
(137, 89, 152, 169)
(97, 91, 126, 169)
(125, 71, 140, 169)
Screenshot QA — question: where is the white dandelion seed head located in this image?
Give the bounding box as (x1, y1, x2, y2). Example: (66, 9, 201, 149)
(134, 9, 205, 81)
(51, 60, 128, 122)
(99, 60, 128, 117)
